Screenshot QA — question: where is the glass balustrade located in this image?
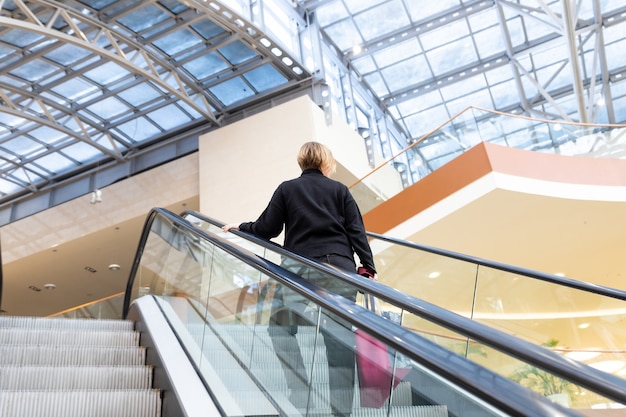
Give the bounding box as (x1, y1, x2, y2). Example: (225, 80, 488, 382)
(126, 209, 609, 416)
(179, 211, 626, 411)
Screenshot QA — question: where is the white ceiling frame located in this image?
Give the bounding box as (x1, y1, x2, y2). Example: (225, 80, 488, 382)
(1, 2, 220, 125)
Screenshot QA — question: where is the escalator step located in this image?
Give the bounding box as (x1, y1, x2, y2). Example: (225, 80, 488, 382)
(0, 389, 161, 417)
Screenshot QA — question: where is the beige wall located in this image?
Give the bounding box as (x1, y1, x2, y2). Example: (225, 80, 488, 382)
(198, 95, 374, 227)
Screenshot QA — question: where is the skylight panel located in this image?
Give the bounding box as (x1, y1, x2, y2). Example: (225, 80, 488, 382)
(440, 74, 487, 101)
(61, 141, 105, 163)
(183, 52, 230, 80)
(490, 80, 522, 108)
(351, 55, 377, 75)
(117, 83, 162, 107)
(363, 72, 388, 97)
(147, 104, 194, 131)
(208, 76, 255, 106)
(473, 27, 506, 59)
(0, 112, 26, 129)
(405, 0, 459, 22)
(83, 61, 131, 86)
(115, 117, 162, 142)
(353, 0, 410, 41)
(372, 39, 421, 68)
(153, 28, 203, 57)
(0, 177, 21, 197)
(86, 96, 130, 120)
(9, 59, 58, 83)
(395, 92, 439, 118)
(29, 152, 76, 175)
(116, 4, 170, 33)
(218, 40, 259, 65)
(426, 38, 478, 75)
(315, 1, 349, 26)
(380, 55, 430, 92)
(322, 20, 362, 52)
(420, 20, 470, 51)
(1, 136, 44, 157)
(191, 20, 227, 40)
(28, 126, 67, 145)
(0, 29, 44, 48)
(243, 64, 287, 92)
(44, 44, 92, 66)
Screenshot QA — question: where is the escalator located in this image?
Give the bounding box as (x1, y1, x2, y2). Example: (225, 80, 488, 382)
(122, 208, 626, 416)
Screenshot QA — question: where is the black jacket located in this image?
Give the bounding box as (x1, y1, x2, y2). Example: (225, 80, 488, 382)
(239, 169, 376, 272)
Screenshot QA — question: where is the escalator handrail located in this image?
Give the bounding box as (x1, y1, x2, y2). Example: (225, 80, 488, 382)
(366, 231, 626, 301)
(126, 207, 580, 417)
(180, 209, 626, 407)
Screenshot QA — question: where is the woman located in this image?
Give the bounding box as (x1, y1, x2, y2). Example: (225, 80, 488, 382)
(223, 141, 376, 416)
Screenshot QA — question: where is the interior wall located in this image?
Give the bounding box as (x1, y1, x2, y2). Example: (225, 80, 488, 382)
(1, 153, 199, 265)
(198, 95, 374, 229)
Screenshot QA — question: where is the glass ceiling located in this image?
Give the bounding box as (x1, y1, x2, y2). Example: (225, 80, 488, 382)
(1, 0, 626, 218)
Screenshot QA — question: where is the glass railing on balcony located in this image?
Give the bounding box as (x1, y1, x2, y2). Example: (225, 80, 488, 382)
(350, 106, 626, 214)
(180, 209, 626, 412)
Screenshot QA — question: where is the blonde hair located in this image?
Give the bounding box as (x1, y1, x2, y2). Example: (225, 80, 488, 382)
(297, 142, 336, 176)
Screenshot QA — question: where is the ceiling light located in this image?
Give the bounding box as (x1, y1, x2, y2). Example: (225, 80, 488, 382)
(108, 263, 121, 271)
(428, 271, 440, 279)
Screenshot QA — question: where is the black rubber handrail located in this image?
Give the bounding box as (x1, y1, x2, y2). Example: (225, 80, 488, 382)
(180, 209, 626, 408)
(125, 207, 582, 417)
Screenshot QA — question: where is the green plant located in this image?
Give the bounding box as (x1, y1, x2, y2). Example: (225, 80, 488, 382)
(510, 339, 577, 398)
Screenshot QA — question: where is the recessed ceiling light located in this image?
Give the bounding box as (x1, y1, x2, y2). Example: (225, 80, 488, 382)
(428, 271, 440, 279)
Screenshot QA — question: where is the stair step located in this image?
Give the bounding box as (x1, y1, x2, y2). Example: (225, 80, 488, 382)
(0, 389, 161, 417)
(0, 316, 134, 332)
(0, 366, 153, 389)
(0, 345, 147, 366)
(0, 328, 139, 346)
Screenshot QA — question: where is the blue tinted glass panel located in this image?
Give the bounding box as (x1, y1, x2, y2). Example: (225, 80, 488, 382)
(31, 152, 75, 174)
(115, 117, 161, 142)
(243, 64, 287, 92)
(147, 104, 192, 130)
(117, 83, 162, 107)
(83, 61, 130, 85)
(86, 96, 130, 119)
(153, 29, 203, 56)
(117, 4, 169, 32)
(45, 44, 92, 66)
(10, 59, 57, 83)
(219, 40, 258, 65)
(1, 137, 43, 157)
(61, 141, 103, 162)
(184, 53, 229, 79)
(28, 126, 67, 145)
(0, 29, 43, 47)
(209, 76, 255, 106)
(191, 20, 226, 40)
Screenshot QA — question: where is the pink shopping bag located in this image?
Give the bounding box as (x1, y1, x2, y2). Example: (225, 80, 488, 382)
(355, 328, 411, 408)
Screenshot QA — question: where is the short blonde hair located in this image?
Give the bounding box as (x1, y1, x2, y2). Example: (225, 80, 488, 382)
(297, 142, 336, 175)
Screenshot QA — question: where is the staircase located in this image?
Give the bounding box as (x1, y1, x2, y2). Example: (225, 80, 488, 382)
(0, 315, 161, 417)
